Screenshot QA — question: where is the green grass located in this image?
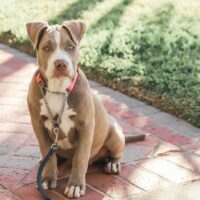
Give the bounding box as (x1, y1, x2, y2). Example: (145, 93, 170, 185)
(1, 0, 200, 126)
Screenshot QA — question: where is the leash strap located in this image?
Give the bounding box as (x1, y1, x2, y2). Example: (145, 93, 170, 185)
(37, 82, 65, 200)
(36, 71, 78, 199)
(37, 143, 58, 200)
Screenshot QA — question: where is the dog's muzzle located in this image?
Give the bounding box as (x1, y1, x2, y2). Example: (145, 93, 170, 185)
(54, 59, 69, 77)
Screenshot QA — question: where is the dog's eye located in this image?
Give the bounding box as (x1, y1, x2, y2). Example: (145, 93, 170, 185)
(68, 45, 75, 50)
(43, 45, 50, 52)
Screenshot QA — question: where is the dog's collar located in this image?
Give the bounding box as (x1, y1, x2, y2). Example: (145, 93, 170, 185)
(36, 70, 79, 93)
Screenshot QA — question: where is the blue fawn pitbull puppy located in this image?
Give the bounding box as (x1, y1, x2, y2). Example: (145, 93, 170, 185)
(26, 20, 144, 198)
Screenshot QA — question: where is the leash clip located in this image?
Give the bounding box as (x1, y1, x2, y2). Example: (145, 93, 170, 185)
(51, 143, 58, 151)
(53, 127, 59, 144)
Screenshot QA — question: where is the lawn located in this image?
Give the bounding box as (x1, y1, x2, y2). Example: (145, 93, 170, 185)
(1, 0, 200, 126)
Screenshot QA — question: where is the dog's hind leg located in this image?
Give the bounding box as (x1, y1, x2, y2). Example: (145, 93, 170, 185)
(104, 116, 125, 174)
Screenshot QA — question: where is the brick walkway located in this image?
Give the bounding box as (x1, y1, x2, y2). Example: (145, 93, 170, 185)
(0, 43, 200, 200)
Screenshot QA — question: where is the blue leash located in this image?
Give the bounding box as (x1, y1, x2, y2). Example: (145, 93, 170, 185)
(37, 73, 68, 200)
(37, 143, 58, 200)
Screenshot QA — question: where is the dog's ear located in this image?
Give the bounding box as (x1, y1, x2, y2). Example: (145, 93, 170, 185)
(26, 21, 48, 49)
(62, 20, 86, 45)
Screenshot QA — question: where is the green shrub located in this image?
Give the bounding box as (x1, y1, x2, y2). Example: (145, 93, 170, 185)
(1, 0, 200, 126)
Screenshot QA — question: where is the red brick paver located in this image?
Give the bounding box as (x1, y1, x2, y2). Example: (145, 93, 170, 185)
(119, 164, 172, 191)
(0, 44, 200, 199)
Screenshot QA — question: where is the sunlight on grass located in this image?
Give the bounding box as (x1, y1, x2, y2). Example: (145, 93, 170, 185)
(0, 0, 78, 39)
(1, 0, 200, 126)
(137, 0, 200, 17)
(82, 0, 122, 27)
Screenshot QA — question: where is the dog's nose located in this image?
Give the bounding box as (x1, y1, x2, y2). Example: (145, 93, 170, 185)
(54, 59, 68, 71)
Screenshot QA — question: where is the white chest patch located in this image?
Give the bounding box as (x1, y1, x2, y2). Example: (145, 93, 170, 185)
(40, 79, 77, 139)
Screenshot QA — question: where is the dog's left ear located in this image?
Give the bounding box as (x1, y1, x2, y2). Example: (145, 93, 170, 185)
(62, 20, 86, 45)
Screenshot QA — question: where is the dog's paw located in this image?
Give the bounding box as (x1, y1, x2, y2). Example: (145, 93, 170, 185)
(64, 185, 85, 198)
(64, 178, 86, 198)
(104, 160, 121, 174)
(42, 177, 57, 190)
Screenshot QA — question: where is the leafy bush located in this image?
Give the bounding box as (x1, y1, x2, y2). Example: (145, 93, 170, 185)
(80, 3, 200, 126)
(1, 0, 200, 126)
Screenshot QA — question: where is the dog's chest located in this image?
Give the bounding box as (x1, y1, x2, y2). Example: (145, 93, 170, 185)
(40, 93, 76, 147)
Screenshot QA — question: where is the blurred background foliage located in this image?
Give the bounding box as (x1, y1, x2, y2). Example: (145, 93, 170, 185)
(0, 0, 200, 126)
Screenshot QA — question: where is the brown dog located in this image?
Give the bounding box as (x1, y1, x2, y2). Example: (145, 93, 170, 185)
(26, 20, 144, 198)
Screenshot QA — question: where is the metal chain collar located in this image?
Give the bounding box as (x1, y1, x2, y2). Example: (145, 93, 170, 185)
(43, 86, 67, 96)
(39, 83, 68, 143)
(37, 81, 69, 200)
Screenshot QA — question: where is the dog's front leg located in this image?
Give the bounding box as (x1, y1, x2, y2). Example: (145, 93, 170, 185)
(31, 118, 57, 190)
(64, 120, 94, 198)
(39, 133, 57, 190)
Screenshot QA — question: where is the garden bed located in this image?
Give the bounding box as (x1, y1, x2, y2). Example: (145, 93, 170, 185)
(1, 0, 200, 126)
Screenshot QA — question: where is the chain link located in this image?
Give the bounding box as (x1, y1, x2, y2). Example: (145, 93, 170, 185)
(39, 83, 68, 141)
(44, 86, 67, 96)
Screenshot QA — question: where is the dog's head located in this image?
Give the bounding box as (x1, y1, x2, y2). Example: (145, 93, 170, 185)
(26, 20, 85, 80)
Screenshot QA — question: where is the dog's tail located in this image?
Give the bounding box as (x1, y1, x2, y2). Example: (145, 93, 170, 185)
(125, 134, 146, 143)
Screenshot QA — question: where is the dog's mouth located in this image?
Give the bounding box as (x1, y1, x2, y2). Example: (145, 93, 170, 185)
(53, 68, 70, 78)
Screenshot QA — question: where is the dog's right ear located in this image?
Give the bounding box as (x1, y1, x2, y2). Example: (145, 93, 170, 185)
(26, 21, 48, 49)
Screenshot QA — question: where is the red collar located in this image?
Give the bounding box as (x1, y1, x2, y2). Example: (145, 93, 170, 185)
(36, 70, 79, 93)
